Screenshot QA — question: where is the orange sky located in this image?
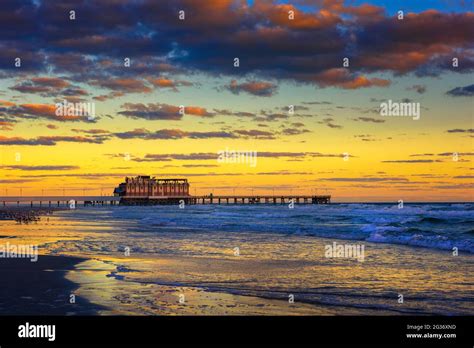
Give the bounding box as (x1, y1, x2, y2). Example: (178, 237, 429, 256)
(0, 1, 473, 201)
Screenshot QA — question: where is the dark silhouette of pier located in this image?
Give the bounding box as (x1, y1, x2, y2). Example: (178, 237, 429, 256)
(0, 194, 330, 207)
(0, 196, 120, 207)
(121, 195, 330, 205)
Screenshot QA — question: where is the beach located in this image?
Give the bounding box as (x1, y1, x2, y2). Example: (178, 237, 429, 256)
(0, 255, 103, 315)
(0, 203, 473, 315)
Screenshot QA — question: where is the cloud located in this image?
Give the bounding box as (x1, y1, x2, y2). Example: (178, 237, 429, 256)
(125, 151, 348, 162)
(112, 125, 303, 141)
(410, 152, 474, 157)
(302, 101, 332, 105)
(126, 152, 218, 162)
(432, 184, 474, 190)
(381, 159, 443, 163)
(114, 128, 237, 140)
(446, 128, 474, 133)
(352, 117, 385, 123)
(446, 84, 474, 97)
(71, 128, 111, 135)
(0, 101, 95, 122)
(118, 103, 215, 120)
(320, 177, 409, 183)
(310, 68, 391, 89)
(213, 109, 256, 118)
(0, 135, 106, 146)
(407, 84, 427, 94)
(233, 129, 276, 139)
(0, 120, 15, 130)
(354, 134, 378, 142)
(90, 78, 152, 94)
(291, 122, 306, 128)
(3, 165, 79, 171)
(281, 127, 310, 136)
(225, 80, 278, 97)
(181, 164, 218, 168)
(0, 1, 472, 91)
(146, 77, 193, 91)
(318, 117, 343, 129)
(9, 76, 90, 99)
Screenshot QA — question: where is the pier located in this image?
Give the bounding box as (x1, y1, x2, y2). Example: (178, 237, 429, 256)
(0, 176, 330, 207)
(112, 176, 331, 205)
(0, 195, 330, 207)
(119, 195, 331, 205)
(0, 196, 120, 207)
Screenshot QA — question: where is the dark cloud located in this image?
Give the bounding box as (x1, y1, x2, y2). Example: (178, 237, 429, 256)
(130, 153, 217, 162)
(114, 128, 237, 140)
(124, 151, 348, 163)
(446, 128, 474, 133)
(0, 135, 106, 146)
(407, 84, 427, 94)
(446, 84, 474, 97)
(352, 117, 385, 123)
(0, 101, 96, 122)
(281, 128, 310, 136)
(381, 159, 443, 163)
(146, 77, 193, 91)
(118, 103, 215, 120)
(320, 177, 409, 183)
(318, 117, 343, 129)
(302, 101, 332, 105)
(90, 78, 152, 94)
(1, 1, 470, 90)
(224, 80, 278, 97)
(9, 76, 90, 99)
(71, 128, 111, 135)
(3, 165, 79, 171)
(410, 152, 474, 157)
(233, 129, 276, 139)
(213, 109, 256, 118)
(0, 120, 15, 130)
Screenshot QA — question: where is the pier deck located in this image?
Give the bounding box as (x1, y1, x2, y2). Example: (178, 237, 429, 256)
(0, 195, 330, 207)
(121, 195, 331, 205)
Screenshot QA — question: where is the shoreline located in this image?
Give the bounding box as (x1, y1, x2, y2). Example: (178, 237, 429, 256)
(0, 255, 104, 315)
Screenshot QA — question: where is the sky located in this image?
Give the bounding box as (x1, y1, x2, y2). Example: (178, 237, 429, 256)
(0, 0, 473, 201)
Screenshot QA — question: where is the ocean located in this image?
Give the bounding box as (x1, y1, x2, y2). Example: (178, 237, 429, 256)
(1, 203, 473, 315)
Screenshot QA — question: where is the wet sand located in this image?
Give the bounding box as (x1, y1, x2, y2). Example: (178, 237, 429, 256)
(67, 258, 338, 315)
(0, 255, 103, 315)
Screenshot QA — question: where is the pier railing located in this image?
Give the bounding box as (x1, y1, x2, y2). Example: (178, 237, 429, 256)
(0, 195, 331, 207)
(121, 195, 331, 205)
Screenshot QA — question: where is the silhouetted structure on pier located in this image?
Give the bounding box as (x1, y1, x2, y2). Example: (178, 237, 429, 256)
(114, 176, 190, 197)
